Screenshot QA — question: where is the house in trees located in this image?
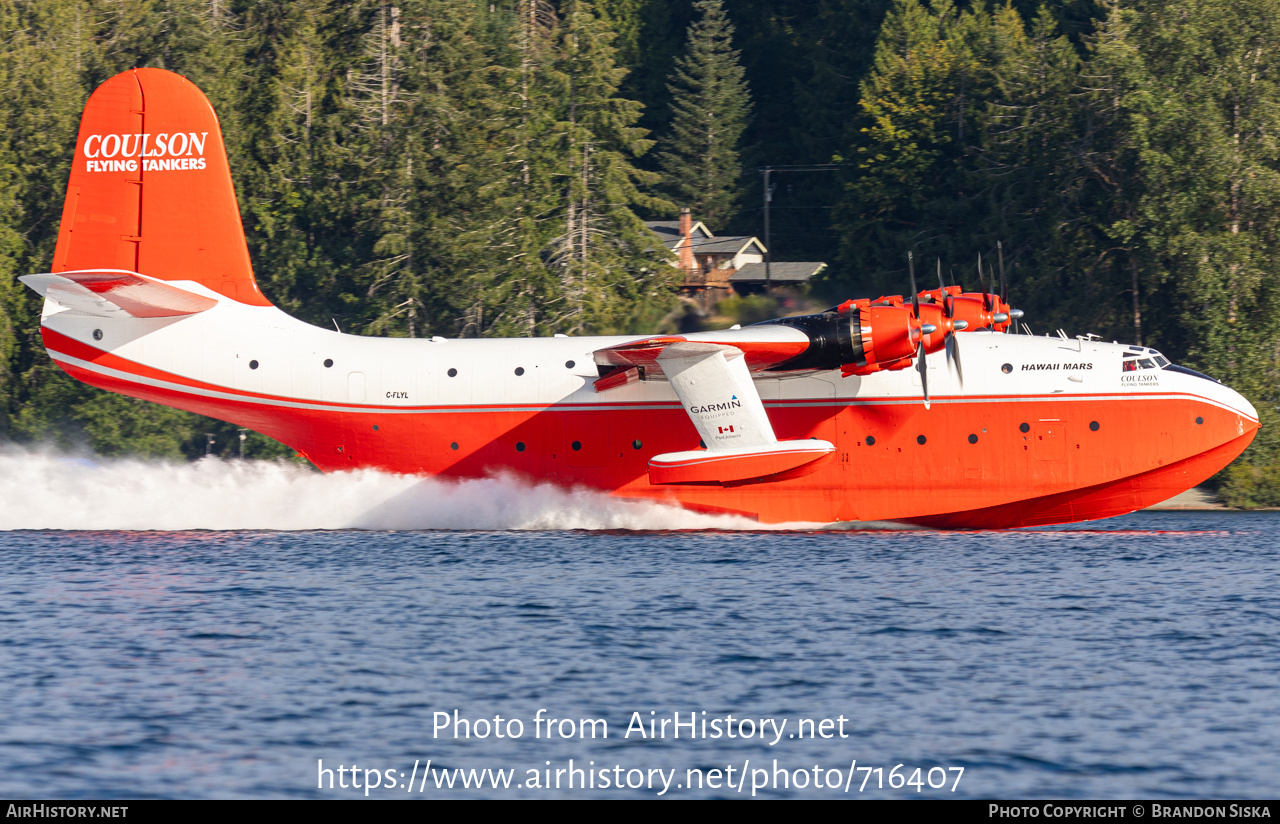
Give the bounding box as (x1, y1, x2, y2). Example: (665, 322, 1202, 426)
(646, 208, 826, 306)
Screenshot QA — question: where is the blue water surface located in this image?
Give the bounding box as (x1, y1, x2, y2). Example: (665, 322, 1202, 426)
(1, 511, 1278, 799)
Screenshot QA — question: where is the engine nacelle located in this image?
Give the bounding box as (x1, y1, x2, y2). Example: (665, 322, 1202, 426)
(915, 286, 1019, 333)
(762, 298, 923, 375)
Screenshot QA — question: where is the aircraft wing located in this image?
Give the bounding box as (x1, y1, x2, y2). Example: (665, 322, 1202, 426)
(593, 333, 834, 486)
(591, 325, 811, 387)
(20, 269, 218, 319)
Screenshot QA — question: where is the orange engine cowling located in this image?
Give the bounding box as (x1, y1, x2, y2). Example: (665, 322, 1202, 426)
(912, 286, 1019, 334)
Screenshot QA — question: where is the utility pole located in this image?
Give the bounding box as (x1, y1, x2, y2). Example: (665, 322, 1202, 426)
(762, 167, 774, 293)
(757, 164, 846, 296)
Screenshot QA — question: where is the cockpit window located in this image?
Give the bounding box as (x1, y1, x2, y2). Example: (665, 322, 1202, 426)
(1122, 353, 1162, 372)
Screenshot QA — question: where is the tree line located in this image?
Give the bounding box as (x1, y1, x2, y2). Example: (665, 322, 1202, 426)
(1, 0, 1277, 504)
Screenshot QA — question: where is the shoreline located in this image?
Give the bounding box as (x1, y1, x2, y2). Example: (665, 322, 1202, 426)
(1146, 487, 1228, 510)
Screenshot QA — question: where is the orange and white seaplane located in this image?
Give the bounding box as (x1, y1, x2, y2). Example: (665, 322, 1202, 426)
(21, 69, 1260, 528)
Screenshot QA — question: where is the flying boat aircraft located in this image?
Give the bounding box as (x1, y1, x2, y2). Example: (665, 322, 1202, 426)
(20, 69, 1260, 527)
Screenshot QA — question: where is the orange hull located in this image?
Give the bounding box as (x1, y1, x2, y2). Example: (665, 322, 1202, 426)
(51, 327, 1256, 528)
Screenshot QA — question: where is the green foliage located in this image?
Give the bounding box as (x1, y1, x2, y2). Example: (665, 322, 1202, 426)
(826, 0, 1280, 489)
(0, 0, 1276, 500)
(714, 293, 779, 325)
(655, 0, 753, 228)
(0, 0, 674, 458)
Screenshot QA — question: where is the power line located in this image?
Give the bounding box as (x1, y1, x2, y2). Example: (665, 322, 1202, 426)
(759, 164, 849, 291)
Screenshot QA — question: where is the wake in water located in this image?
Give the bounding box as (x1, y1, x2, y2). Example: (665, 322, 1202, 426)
(0, 447, 783, 531)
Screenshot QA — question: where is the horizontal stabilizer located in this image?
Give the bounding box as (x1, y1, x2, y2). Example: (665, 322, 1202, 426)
(20, 269, 218, 318)
(649, 440, 835, 485)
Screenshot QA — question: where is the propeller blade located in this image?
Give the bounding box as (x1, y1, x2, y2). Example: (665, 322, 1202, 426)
(945, 331, 964, 387)
(998, 241, 1009, 329)
(976, 255, 986, 293)
(917, 341, 930, 410)
(908, 251, 919, 318)
(937, 258, 945, 292)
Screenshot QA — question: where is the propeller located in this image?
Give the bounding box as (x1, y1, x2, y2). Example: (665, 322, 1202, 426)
(998, 241, 1023, 334)
(909, 252, 930, 410)
(939, 259, 965, 387)
(998, 241, 1010, 333)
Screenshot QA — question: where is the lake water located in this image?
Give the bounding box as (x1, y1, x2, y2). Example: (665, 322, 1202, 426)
(0, 452, 1277, 798)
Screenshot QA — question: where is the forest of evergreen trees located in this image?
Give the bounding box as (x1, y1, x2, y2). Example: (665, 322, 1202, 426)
(2, 0, 1279, 505)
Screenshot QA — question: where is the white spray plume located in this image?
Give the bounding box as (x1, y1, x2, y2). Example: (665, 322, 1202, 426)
(0, 448, 804, 531)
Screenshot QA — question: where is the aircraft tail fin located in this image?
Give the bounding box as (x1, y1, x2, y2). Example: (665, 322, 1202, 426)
(51, 68, 270, 306)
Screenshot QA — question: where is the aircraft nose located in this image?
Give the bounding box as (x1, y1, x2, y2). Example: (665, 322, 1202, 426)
(1231, 387, 1260, 425)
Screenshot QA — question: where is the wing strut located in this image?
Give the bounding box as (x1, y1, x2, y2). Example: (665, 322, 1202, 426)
(628, 341, 835, 485)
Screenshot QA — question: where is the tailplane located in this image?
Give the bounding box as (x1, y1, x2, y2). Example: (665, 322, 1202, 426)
(20, 270, 218, 318)
(50, 68, 269, 306)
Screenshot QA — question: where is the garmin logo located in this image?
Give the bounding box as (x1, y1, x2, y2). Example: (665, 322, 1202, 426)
(82, 132, 209, 173)
(689, 399, 742, 414)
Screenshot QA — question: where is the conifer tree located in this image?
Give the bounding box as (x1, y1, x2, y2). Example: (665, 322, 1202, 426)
(548, 0, 674, 333)
(655, 0, 752, 229)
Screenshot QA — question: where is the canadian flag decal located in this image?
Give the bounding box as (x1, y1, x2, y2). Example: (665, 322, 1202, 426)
(718, 425, 735, 434)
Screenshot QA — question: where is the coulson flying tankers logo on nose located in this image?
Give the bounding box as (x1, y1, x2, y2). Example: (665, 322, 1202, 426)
(81, 132, 210, 173)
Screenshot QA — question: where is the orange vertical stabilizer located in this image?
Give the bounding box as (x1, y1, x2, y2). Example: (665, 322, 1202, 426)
(52, 68, 270, 306)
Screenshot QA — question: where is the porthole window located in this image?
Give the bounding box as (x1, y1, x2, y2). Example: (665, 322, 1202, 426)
(93, 329, 103, 341)
(447, 368, 458, 378)
(571, 441, 582, 451)
(865, 435, 876, 446)
(699, 439, 706, 449)
(632, 440, 642, 450)
(450, 442, 459, 450)
(1001, 363, 1013, 374)
(968, 434, 978, 444)
(566, 360, 576, 369)
(1019, 422, 1030, 433)
(1195, 416, 1204, 425)
(516, 442, 526, 452)
(514, 367, 525, 376)
(1089, 421, 1100, 431)
(324, 359, 333, 368)
(917, 435, 927, 445)
(372, 424, 379, 431)
(249, 360, 259, 370)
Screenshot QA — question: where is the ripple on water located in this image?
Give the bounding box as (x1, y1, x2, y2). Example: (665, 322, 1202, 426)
(0, 511, 1278, 797)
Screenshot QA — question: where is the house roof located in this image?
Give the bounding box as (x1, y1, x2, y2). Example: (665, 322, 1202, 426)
(690, 235, 766, 256)
(730, 262, 828, 283)
(644, 220, 712, 252)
